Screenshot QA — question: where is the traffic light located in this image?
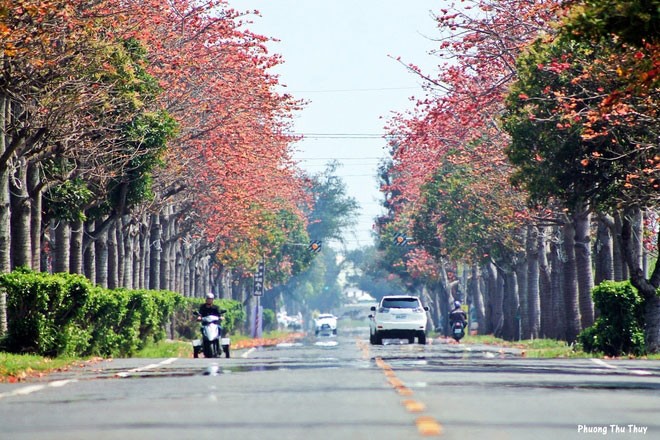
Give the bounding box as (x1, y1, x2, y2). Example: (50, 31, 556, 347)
(308, 240, 322, 253)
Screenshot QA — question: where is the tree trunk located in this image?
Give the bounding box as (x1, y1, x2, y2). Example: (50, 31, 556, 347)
(513, 258, 526, 340)
(613, 212, 628, 280)
(0, 94, 10, 333)
(52, 220, 70, 273)
(176, 243, 183, 294)
(573, 208, 594, 329)
(70, 218, 84, 274)
(194, 256, 203, 297)
(10, 157, 31, 269)
(644, 295, 660, 354)
(95, 217, 108, 288)
(594, 214, 614, 285)
(526, 225, 540, 339)
(132, 224, 141, 289)
(549, 228, 565, 340)
(149, 214, 161, 290)
(630, 209, 644, 275)
(469, 264, 485, 335)
(562, 221, 581, 343)
(28, 162, 42, 270)
(107, 220, 118, 289)
(421, 284, 436, 333)
(121, 216, 133, 289)
(503, 268, 520, 341)
(485, 262, 503, 337)
(538, 227, 552, 337)
(481, 264, 493, 335)
(428, 282, 440, 333)
(84, 221, 96, 284)
(494, 266, 505, 338)
(218, 264, 230, 299)
(116, 218, 125, 288)
(140, 217, 150, 289)
(160, 210, 172, 291)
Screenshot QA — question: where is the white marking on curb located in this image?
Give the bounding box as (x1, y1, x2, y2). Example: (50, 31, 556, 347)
(241, 347, 257, 358)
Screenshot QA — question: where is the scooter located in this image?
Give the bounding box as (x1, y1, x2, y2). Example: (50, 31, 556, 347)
(451, 320, 466, 342)
(193, 311, 231, 358)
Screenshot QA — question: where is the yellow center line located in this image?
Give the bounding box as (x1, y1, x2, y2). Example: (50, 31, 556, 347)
(402, 399, 426, 413)
(368, 352, 443, 437)
(416, 416, 444, 436)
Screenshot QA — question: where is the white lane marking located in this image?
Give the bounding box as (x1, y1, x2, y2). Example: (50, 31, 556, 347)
(0, 379, 79, 400)
(591, 358, 653, 376)
(48, 379, 78, 388)
(241, 347, 257, 358)
(314, 341, 339, 347)
(116, 357, 178, 378)
(591, 358, 617, 369)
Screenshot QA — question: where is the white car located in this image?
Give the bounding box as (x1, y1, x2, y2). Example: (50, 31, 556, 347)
(314, 313, 338, 336)
(369, 296, 428, 345)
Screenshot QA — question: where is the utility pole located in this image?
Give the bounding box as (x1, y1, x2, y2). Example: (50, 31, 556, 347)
(252, 257, 265, 338)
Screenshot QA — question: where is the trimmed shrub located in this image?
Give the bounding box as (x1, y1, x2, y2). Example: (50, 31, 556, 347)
(578, 281, 645, 356)
(0, 269, 185, 357)
(262, 308, 276, 332)
(0, 268, 91, 356)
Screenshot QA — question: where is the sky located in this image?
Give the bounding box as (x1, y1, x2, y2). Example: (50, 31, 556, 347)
(228, 0, 443, 250)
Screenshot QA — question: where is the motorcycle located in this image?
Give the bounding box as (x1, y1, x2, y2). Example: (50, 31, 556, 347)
(193, 311, 231, 358)
(451, 319, 466, 342)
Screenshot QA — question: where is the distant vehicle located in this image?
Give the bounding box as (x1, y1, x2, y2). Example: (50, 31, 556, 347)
(277, 311, 303, 331)
(369, 295, 428, 345)
(314, 313, 338, 336)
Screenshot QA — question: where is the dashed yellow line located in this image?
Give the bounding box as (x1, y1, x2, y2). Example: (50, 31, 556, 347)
(416, 416, 444, 436)
(371, 354, 443, 437)
(402, 399, 426, 413)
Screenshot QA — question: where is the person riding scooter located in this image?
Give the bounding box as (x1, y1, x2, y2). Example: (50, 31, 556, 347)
(194, 293, 230, 358)
(449, 300, 468, 340)
(199, 292, 222, 319)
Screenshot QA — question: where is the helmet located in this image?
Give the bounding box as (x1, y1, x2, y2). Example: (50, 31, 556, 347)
(206, 293, 215, 299)
(454, 300, 462, 308)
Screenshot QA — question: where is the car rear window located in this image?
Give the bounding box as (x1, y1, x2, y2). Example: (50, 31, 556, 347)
(381, 298, 420, 309)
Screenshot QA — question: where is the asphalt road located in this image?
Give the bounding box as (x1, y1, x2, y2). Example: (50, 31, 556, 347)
(1, 330, 659, 440)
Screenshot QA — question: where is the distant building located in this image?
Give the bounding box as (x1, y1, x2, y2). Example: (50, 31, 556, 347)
(342, 286, 376, 320)
(344, 286, 376, 303)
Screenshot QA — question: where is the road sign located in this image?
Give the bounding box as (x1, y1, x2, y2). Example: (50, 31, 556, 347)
(394, 233, 408, 246)
(308, 240, 322, 253)
(253, 260, 265, 296)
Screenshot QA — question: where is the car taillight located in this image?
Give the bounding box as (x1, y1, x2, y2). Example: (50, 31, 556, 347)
(378, 307, 390, 313)
(413, 307, 424, 313)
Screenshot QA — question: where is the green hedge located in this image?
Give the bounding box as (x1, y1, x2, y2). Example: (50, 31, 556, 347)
(0, 268, 243, 357)
(578, 280, 646, 356)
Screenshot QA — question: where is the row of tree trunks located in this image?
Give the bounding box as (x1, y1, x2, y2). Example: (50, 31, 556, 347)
(3, 195, 226, 300)
(460, 210, 654, 343)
